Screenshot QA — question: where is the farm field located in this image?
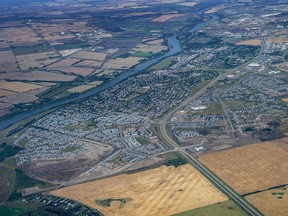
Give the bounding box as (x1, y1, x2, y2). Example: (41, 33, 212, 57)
(47, 58, 80, 68)
(51, 66, 95, 76)
(59, 49, 82, 57)
(0, 89, 15, 97)
(51, 164, 227, 216)
(152, 14, 185, 22)
(173, 200, 247, 216)
(0, 51, 18, 72)
(71, 51, 108, 61)
(199, 138, 288, 195)
(74, 60, 102, 68)
(0, 89, 46, 105)
(246, 186, 288, 216)
(0, 27, 40, 44)
(236, 39, 262, 46)
(103, 56, 143, 69)
(10, 71, 77, 82)
(16, 52, 60, 71)
(0, 80, 44, 93)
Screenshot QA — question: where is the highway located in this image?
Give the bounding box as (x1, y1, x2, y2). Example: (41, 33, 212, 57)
(158, 71, 263, 216)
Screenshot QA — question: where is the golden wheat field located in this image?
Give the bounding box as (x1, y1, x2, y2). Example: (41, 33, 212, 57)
(199, 138, 288, 195)
(246, 186, 288, 216)
(51, 164, 227, 216)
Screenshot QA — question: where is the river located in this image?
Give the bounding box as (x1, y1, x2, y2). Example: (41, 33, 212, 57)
(0, 12, 219, 131)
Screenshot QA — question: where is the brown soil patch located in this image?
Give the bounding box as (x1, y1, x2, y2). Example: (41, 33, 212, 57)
(205, 6, 227, 14)
(47, 58, 80, 68)
(0, 89, 16, 97)
(236, 39, 262, 46)
(152, 14, 185, 22)
(51, 164, 227, 216)
(199, 139, 288, 194)
(281, 98, 288, 102)
(71, 51, 107, 61)
(103, 57, 143, 69)
(16, 52, 60, 70)
(246, 186, 288, 216)
(268, 37, 288, 43)
(10, 71, 77, 82)
(0, 80, 44, 93)
(0, 72, 21, 80)
(0, 27, 41, 44)
(52, 67, 95, 76)
(75, 60, 102, 69)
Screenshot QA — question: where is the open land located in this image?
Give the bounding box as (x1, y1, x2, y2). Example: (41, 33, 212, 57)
(0, 80, 44, 93)
(267, 37, 288, 43)
(51, 164, 227, 216)
(16, 52, 60, 71)
(152, 14, 185, 22)
(74, 60, 102, 68)
(70, 51, 108, 61)
(47, 58, 80, 68)
(199, 138, 288, 195)
(246, 186, 288, 216)
(236, 39, 262, 46)
(0, 27, 41, 44)
(0, 166, 15, 202)
(173, 200, 247, 216)
(103, 57, 144, 69)
(51, 67, 95, 76)
(9, 71, 77, 82)
(205, 6, 227, 14)
(0, 51, 18, 72)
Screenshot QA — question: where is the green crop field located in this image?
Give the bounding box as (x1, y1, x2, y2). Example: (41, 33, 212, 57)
(0, 166, 15, 202)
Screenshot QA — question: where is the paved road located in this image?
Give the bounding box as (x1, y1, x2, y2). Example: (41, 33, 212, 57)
(159, 117, 262, 215)
(158, 69, 264, 216)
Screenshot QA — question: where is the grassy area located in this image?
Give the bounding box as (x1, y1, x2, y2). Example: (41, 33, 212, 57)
(60, 146, 79, 153)
(224, 101, 245, 109)
(173, 200, 247, 216)
(0, 202, 41, 216)
(190, 80, 211, 96)
(136, 137, 150, 145)
(131, 51, 154, 58)
(163, 153, 187, 167)
(0, 144, 23, 162)
(149, 56, 176, 70)
(0, 166, 15, 202)
(8, 169, 52, 201)
(205, 103, 224, 114)
(96, 198, 131, 207)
